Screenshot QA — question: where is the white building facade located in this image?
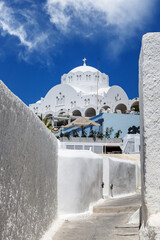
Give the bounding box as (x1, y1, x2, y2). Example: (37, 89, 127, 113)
(29, 59, 139, 118)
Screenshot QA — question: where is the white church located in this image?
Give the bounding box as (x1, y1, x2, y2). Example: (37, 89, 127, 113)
(29, 58, 139, 119)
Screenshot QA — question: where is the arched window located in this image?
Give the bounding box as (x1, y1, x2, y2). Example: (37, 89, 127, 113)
(115, 104, 127, 114)
(95, 75, 99, 81)
(86, 75, 89, 81)
(77, 75, 81, 81)
(85, 108, 96, 117)
(58, 111, 66, 116)
(72, 110, 82, 116)
(99, 105, 110, 113)
(45, 114, 53, 120)
(131, 101, 139, 112)
(56, 96, 59, 105)
(63, 95, 65, 104)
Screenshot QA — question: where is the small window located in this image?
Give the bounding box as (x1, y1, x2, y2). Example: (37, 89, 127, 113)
(63, 96, 65, 104)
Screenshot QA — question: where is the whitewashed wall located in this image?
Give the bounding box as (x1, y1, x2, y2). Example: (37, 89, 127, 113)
(58, 149, 103, 216)
(139, 33, 160, 239)
(136, 164, 141, 190)
(103, 157, 110, 198)
(0, 81, 58, 240)
(103, 157, 137, 198)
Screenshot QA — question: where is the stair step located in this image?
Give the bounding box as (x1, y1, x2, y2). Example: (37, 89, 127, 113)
(93, 205, 139, 214)
(115, 233, 138, 236)
(115, 224, 139, 229)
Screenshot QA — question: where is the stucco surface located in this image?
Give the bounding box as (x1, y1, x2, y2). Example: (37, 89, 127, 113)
(106, 154, 141, 189)
(0, 81, 58, 240)
(58, 149, 103, 216)
(139, 33, 160, 239)
(103, 157, 137, 198)
(109, 157, 136, 197)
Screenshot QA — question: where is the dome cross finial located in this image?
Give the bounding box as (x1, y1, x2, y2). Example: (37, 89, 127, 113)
(82, 57, 87, 66)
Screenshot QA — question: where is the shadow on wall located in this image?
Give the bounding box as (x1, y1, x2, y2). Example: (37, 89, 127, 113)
(103, 157, 139, 199)
(58, 148, 103, 216)
(0, 80, 58, 240)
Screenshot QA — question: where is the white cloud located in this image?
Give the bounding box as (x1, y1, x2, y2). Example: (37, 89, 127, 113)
(45, 0, 155, 35)
(0, 2, 31, 47)
(0, 0, 156, 61)
(0, 1, 47, 50)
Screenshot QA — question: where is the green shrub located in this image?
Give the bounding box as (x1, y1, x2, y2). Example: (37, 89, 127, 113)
(105, 127, 114, 138)
(114, 130, 122, 138)
(97, 132, 104, 139)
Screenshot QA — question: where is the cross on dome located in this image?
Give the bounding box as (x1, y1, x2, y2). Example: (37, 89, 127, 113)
(82, 57, 87, 66)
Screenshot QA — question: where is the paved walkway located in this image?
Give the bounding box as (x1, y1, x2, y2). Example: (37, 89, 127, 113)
(53, 193, 141, 240)
(101, 154, 140, 164)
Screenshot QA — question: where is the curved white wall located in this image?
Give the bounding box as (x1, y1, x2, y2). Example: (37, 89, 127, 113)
(61, 66, 109, 93)
(0, 81, 58, 240)
(58, 149, 103, 216)
(103, 156, 137, 198)
(106, 85, 129, 111)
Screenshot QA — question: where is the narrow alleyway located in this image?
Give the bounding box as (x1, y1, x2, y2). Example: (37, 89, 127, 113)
(53, 193, 141, 240)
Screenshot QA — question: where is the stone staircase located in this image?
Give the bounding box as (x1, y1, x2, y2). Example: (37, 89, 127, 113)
(93, 193, 140, 239)
(53, 193, 141, 240)
(93, 193, 141, 214)
(114, 224, 139, 239)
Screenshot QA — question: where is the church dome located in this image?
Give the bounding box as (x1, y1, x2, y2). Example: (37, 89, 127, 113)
(70, 65, 99, 73)
(69, 58, 100, 73)
(61, 58, 109, 94)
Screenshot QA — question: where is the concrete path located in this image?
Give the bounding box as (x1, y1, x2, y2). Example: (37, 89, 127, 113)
(101, 154, 140, 164)
(53, 193, 141, 240)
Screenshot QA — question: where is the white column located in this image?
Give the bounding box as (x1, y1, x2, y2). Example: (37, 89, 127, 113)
(139, 33, 160, 239)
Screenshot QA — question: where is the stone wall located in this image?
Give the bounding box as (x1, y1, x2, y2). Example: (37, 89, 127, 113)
(139, 33, 160, 239)
(0, 81, 58, 240)
(58, 149, 103, 216)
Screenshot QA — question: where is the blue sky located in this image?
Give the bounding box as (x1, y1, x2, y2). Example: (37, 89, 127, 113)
(0, 0, 159, 105)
